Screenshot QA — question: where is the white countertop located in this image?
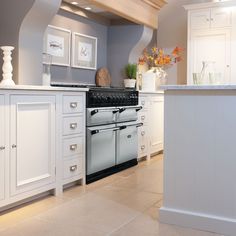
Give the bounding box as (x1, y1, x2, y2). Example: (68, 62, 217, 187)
(161, 85, 236, 90)
(139, 90, 164, 94)
(0, 85, 89, 92)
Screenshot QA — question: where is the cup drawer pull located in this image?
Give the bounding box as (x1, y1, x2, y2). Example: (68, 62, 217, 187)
(70, 144, 77, 151)
(70, 102, 78, 108)
(141, 145, 145, 150)
(70, 123, 77, 129)
(141, 131, 145, 136)
(70, 165, 77, 172)
(141, 116, 145, 121)
(141, 101, 145, 105)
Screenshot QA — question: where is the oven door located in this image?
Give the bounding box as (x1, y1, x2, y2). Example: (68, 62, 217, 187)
(116, 121, 143, 165)
(87, 107, 119, 126)
(86, 124, 118, 175)
(116, 106, 142, 123)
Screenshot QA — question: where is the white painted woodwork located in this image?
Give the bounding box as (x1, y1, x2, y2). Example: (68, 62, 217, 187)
(185, 2, 235, 85)
(138, 92, 164, 160)
(0, 95, 5, 201)
(63, 116, 83, 136)
(190, 29, 231, 84)
(63, 95, 84, 114)
(149, 96, 164, 153)
(10, 95, 56, 196)
(160, 89, 236, 236)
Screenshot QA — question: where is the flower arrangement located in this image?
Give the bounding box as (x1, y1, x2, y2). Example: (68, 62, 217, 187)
(139, 46, 183, 68)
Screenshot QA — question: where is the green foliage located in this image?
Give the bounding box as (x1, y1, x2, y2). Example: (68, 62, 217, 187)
(125, 63, 137, 79)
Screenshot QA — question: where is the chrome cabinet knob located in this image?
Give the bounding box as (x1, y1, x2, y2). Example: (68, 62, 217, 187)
(70, 144, 77, 151)
(141, 145, 145, 150)
(0, 146, 5, 151)
(70, 123, 77, 129)
(141, 116, 145, 121)
(70, 102, 78, 108)
(141, 131, 145, 136)
(70, 165, 77, 172)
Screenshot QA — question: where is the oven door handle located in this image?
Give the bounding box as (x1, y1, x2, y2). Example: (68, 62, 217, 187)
(119, 106, 142, 113)
(90, 127, 119, 135)
(119, 122, 143, 130)
(91, 108, 119, 116)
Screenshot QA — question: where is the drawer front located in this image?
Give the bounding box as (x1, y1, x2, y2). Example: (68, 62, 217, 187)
(63, 95, 83, 114)
(138, 111, 148, 124)
(63, 136, 83, 157)
(139, 139, 148, 155)
(139, 96, 149, 110)
(63, 116, 83, 136)
(138, 125, 148, 140)
(63, 158, 82, 179)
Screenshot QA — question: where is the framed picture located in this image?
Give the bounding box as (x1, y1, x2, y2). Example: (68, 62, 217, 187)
(43, 25, 71, 66)
(72, 32, 97, 70)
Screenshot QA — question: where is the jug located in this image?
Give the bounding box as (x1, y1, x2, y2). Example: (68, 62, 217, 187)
(200, 61, 216, 84)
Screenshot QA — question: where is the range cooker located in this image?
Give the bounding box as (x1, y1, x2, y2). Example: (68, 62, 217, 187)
(51, 83, 143, 184)
(86, 88, 143, 183)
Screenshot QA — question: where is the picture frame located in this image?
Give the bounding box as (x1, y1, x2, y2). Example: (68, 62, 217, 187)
(43, 25, 71, 66)
(72, 32, 97, 70)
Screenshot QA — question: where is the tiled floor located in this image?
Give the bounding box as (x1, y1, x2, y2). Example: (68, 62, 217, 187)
(0, 154, 222, 236)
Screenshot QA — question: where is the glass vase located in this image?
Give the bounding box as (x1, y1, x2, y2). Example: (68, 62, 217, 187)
(200, 61, 216, 84)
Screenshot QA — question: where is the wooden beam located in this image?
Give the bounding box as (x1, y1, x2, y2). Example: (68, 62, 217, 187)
(87, 0, 167, 29)
(60, 2, 110, 26)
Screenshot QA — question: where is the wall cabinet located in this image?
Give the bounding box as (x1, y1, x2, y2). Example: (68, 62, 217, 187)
(9, 95, 56, 196)
(138, 92, 164, 160)
(185, 2, 234, 84)
(0, 95, 5, 201)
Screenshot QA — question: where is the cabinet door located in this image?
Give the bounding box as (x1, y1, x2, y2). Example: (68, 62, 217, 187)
(10, 95, 56, 196)
(190, 10, 211, 30)
(211, 8, 231, 28)
(0, 95, 5, 200)
(149, 95, 164, 154)
(189, 29, 231, 84)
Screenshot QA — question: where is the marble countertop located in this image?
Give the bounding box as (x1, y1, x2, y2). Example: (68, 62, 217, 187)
(139, 90, 164, 94)
(161, 85, 236, 90)
(0, 85, 89, 92)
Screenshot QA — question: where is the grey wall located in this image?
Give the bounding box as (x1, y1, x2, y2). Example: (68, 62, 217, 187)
(107, 25, 144, 87)
(50, 9, 107, 85)
(157, 0, 212, 84)
(0, 0, 34, 83)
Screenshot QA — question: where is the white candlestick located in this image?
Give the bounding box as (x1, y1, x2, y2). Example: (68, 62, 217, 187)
(1, 46, 15, 86)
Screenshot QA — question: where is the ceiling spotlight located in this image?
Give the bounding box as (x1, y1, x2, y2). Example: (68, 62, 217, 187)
(85, 7, 92, 10)
(71, 1, 78, 5)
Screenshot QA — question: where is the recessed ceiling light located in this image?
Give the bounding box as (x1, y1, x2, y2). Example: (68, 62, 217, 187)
(71, 1, 78, 5)
(85, 7, 92, 10)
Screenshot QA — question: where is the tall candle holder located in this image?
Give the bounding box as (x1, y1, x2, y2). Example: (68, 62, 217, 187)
(0, 46, 15, 86)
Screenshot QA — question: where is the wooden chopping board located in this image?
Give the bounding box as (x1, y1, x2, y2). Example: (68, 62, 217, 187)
(95, 67, 111, 87)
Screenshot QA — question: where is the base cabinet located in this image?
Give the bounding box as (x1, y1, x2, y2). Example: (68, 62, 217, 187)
(9, 95, 56, 196)
(0, 95, 5, 201)
(138, 92, 164, 160)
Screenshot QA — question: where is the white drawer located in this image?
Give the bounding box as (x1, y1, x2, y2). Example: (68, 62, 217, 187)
(63, 158, 82, 180)
(139, 139, 148, 155)
(63, 95, 83, 114)
(63, 136, 83, 157)
(138, 111, 148, 124)
(139, 96, 149, 110)
(138, 125, 148, 140)
(63, 116, 83, 136)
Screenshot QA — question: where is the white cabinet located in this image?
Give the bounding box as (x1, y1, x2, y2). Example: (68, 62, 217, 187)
(61, 94, 85, 186)
(149, 96, 164, 154)
(138, 92, 164, 160)
(190, 8, 231, 30)
(185, 2, 233, 84)
(0, 95, 5, 201)
(9, 95, 56, 196)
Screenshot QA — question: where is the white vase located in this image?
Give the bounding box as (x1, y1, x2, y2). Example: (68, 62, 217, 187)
(0, 46, 15, 86)
(124, 79, 136, 88)
(145, 67, 167, 90)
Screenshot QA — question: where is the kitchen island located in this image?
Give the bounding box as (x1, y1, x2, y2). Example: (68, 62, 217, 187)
(159, 85, 236, 236)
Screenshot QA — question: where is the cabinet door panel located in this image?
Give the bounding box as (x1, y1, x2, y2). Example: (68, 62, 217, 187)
(10, 95, 56, 196)
(149, 96, 164, 154)
(211, 8, 231, 28)
(190, 29, 231, 84)
(0, 95, 5, 200)
(190, 10, 210, 29)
